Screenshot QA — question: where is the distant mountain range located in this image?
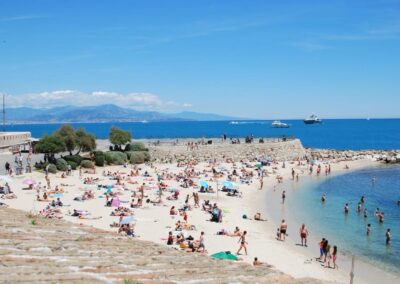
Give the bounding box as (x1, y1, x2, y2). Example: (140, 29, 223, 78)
(4, 104, 243, 123)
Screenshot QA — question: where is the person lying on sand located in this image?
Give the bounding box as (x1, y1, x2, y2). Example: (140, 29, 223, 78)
(254, 213, 267, 221)
(0, 202, 9, 208)
(175, 220, 196, 231)
(253, 257, 274, 268)
(1, 193, 17, 199)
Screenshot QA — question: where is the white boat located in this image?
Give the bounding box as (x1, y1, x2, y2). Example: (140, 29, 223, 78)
(304, 114, 322, 124)
(271, 120, 290, 128)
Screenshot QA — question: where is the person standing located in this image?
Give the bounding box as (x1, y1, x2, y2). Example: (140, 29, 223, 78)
(386, 229, 391, 245)
(198, 231, 205, 253)
(367, 224, 372, 236)
(5, 161, 10, 175)
(279, 220, 287, 241)
(299, 224, 309, 247)
(282, 190, 286, 204)
(237, 231, 248, 255)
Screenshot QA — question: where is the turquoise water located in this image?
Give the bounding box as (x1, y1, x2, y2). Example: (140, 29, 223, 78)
(289, 166, 400, 273)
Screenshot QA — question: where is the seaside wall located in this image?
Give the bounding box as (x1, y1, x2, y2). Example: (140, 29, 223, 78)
(305, 148, 400, 163)
(147, 138, 306, 163)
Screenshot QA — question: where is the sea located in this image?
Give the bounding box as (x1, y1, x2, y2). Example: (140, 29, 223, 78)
(5, 118, 400, 150)
(287, 166, 400, 274)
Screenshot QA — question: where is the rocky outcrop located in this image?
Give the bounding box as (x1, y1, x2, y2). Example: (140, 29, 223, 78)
(305, 148, 400, 164)
(0, 208, 321, 284)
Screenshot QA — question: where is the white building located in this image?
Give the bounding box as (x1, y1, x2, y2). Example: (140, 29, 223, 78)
(0, 132, 34, 153)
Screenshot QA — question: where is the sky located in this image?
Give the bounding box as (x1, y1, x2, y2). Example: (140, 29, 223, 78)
(0, 0, 399, 119)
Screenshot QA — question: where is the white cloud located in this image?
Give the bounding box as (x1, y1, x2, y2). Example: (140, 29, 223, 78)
(6, 90, 189, 111)
(183, 103, 193, 108)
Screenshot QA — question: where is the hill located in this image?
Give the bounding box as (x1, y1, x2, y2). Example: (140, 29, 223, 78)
(5, 104, 243, 123)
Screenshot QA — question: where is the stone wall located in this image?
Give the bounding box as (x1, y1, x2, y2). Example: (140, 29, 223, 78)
(147, 139, 306, 163)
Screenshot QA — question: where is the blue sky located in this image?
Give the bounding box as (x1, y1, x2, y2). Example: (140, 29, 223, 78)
(0, 0, 399, 119)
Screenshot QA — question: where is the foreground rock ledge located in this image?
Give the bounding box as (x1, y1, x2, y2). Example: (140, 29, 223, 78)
(0, 208, 321, 284)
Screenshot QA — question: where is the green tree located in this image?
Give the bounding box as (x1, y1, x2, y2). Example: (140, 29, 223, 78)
(54, 124, 77, 155)
(76, 128, 96, 154)
(35, 135, 66, 154)
(109, 127, 131, 149)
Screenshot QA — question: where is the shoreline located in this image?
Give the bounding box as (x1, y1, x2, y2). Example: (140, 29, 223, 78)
(0, 141, 399, 283)
(262, 160, 400, 283)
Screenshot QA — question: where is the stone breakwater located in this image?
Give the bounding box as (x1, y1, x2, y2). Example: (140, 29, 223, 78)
(147, 138, 306, 163)
(305, 148, 400, 163)
(98, 138, 399, 164)
(0, 208, 320, 284)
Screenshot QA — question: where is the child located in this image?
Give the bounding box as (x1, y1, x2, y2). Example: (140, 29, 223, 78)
(332, 245, 338, 269)
(276, 228, 280, 240)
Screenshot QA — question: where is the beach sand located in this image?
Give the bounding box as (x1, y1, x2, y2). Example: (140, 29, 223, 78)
(0, 144, 397, 284)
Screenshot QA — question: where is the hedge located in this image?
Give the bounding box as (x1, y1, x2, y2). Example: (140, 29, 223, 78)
(105, 151, 127, 165)
(129, 151, 150, 164)
(67, 161, 78, 170)
(125, 142, 147, 152)
(56, 158, 68, 171)
(95, 155, 105, 166)
(48, 164, 57, 174)
(63, 155, 83, 165)
(80, 160, 94, 169)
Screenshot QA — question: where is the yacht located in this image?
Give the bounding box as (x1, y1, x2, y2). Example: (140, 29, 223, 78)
(271, 120, 290, 128)
(304, 114, 322, 124)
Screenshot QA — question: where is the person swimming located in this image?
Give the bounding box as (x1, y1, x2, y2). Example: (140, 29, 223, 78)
(360, 196, 365, 204)
(321, 193, 326, 203)
(363, 208, 368, 218)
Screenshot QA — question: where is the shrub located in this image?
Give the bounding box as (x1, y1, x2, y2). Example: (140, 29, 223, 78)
(95, 155, 105, 167)
(63, 155, 83, 165)
(80, 160, 94, 169)
(48, 164, 57, 174)
(128, 142, 147, 152)
(56, 158, 68, 171)
(35, 162, 48, 170)
(105, 151, 127, 165)
(67, 161, 78, 170)
(130, 152, 147, 164)
(143, 151, 150, 162)
(92, 151, 105, 157)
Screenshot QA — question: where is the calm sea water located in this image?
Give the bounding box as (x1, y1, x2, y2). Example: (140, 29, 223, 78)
(4, 118, 400, 150)
(288, 166, 400, 274)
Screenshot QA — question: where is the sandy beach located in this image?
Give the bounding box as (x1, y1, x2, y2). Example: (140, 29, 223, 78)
(0, 140, 398, 284)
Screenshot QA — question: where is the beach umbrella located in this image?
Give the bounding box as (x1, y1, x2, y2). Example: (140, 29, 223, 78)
(22, 178, 36, 185)
(211, 251, 238, 261)
(199, 180, 209, 188)
(0, 175, 11, 183)
(120, 216, 136, 225)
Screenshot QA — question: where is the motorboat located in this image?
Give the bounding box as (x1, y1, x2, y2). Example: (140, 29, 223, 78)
(304, 114, 322, 124)
(271, 120, 290, 128)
